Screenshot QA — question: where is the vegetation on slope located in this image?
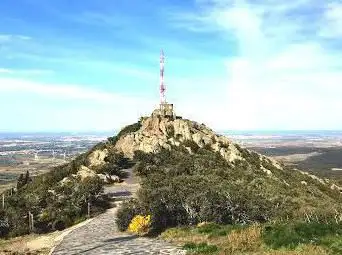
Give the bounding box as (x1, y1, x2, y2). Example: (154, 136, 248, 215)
(0, 118, 142, 238)
(0, 161, 109, 237)
(116, 143, 342, 238)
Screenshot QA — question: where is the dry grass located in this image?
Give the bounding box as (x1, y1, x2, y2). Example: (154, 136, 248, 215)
(161, 224, 332, 255)
(0, 234, 49, 255)
(218, 224, 262, 254)
(161, 227, 208, 244)
(0, 233, 60, 254)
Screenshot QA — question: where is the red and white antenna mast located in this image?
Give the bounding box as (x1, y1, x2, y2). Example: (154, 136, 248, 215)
(160, 49, 166, 103)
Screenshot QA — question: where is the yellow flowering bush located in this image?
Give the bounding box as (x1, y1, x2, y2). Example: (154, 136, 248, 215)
(128, 215, 151, 235)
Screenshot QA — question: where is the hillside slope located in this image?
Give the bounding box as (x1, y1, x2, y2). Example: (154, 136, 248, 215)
(79, 114, 342, 229)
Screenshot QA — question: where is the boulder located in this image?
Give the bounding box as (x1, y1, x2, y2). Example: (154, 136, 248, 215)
(88, 149, 108, 168)
(97, 174, 121, 183)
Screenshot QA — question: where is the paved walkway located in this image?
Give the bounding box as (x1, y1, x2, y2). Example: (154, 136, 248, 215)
(51, 172, 185, 255)
(51, 206, 185, 255)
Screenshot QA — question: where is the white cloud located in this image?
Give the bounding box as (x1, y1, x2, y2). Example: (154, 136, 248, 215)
(319, 2, 342, 38)
(0, 34, 31, 43)
(0, 78, 155, 131)
(0, 35, 12, 43)
(169, 0, 342, 130)
(0, 68, 13, 74)
(0, 78, 148, 104)
(0, 68, 54, 75)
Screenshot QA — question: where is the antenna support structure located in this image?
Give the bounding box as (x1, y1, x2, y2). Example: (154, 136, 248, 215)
(152, 50, 175, 119)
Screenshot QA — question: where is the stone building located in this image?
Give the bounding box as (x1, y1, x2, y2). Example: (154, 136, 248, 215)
(152, 102, 175, 119)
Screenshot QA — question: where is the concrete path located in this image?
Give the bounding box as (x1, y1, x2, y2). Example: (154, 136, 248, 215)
(51, 170, 185, 255)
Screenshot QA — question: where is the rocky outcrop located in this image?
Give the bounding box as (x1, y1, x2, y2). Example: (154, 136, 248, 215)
(97, 174, 121, 183)
(77, 165, 97, 181)
(87, 149, 108, 168)
(114, 116, 247, 166)
(60, 165, 98, 186)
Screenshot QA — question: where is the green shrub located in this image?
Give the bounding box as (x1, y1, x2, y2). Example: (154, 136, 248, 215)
(183, 242, 218, 253)
(202, 143, 212, 151)
(2, 167, 107, 237)
(183, 140, 200, 153)
(116, 199, 142, 231)
(166, 125, 175, 138)
(0, 220, 9, 237)
(128, 148, 297, 233)
(218, 141, 229, 149)
(196, 223, 233, 237)
(197, 223, 221, 234)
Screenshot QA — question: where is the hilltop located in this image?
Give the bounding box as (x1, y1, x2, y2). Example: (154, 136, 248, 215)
(77, 113, 342, 224)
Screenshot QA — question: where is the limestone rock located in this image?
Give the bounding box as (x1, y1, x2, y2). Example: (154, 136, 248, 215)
(77, 165, 97, 181)
(60, 177, 72, 185)
(331, 183, 342, 192)
(299, 171, 326, 185)
(113, 115, 246, 164)
(88, 149, 108, 168)
(97, 174, 121, 183)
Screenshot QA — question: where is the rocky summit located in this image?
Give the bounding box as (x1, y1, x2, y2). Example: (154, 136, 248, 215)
(89, 114, 280, 169)
(115, 116, 242, 161)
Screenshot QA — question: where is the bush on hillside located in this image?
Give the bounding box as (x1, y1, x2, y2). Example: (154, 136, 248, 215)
(128, 215, 151, 235)
(116, 199, 143, 232)
(0, 220, 9, 237)
(94, 150, 131, 181)
(182, 140, 200, 153)
(119, 149, 277, 232)
(117, 146, 342, 234)
(2, 164, 108, 237)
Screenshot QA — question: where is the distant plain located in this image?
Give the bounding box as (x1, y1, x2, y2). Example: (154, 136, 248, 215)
(0, 130, 341, 191)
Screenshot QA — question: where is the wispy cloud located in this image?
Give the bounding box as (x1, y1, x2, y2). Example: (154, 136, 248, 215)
(0, 68, 54, 75)
(0, 77, 150, 105)
(167, 0, 342, 129)
(0, 68, 12, 74)
(0, 78, 154, 132)
(0, 34, 31, 43)
(69, 11, 128, 27)
(319, 2, 342, 38)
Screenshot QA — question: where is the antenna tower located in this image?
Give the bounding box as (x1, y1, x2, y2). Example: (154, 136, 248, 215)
(160, 50, 166, 103)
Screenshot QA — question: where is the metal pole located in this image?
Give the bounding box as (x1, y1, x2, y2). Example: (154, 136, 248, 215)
(2, 194, 4, 209)
(31, 213, 34, 231)
(87, 202, 90, 218)
(28, 212, 31, 232)
(28, 212, 34, 232)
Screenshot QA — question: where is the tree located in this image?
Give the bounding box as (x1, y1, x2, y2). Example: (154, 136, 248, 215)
(17, 174, 25, 190)
(24, 170, 32, 185)
(97, 151, 130, 181)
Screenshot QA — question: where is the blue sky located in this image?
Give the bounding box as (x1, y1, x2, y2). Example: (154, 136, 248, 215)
(0, 0, 342, 132)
